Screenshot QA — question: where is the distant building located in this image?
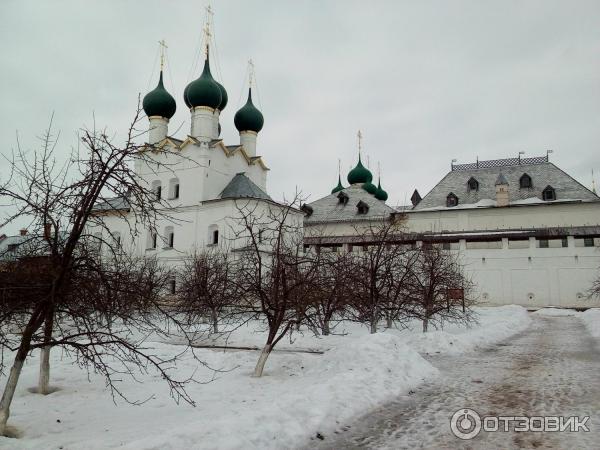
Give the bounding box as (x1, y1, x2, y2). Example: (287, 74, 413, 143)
(304, 153, 600, 308)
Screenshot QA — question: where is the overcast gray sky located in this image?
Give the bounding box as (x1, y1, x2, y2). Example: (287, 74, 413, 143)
(1, 0, 599, 233)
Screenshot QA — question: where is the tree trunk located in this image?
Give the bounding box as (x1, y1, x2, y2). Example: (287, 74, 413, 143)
(370, 318, 378, 334)
(211, 308, 218, 334)
(386, 316, 393, 328)
(0, 359, 24, 436)
(422, 317, 429, 333)
(252, 344, 272, 377)
(38, 313, 54, 395)
(322, 321, 330, 336)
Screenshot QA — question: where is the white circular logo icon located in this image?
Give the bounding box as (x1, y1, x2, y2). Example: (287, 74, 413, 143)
(450, 408, 482, 440)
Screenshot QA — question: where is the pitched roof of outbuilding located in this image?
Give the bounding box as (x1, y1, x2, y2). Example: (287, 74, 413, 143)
(219, 173, 272, 200)
(305, 184, 396, 224)
(414, 159, 598, 211)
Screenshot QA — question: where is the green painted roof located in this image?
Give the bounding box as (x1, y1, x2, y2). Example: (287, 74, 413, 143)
(362, 181, 377, 194)
(374, 179, 388, 201)
(347, 155, 373, 184)
(331, 175, 344, 194)
(142, 71, 176, 119)
(184, 54, 222, 109)
(234, 88, 264, 133)
(215, 80, 228, 111)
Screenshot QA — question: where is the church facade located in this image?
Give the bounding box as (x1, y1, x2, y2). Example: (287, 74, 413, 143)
(304, 153, 600, 308)
(92, 42, 302, 271)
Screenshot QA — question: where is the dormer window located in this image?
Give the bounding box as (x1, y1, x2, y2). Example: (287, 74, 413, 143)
(467, 177, 479, 192)
(356, 200, 369, 215)
(337, 191, 349, 205)
(542, 185, 556, 201)
(446, 192, 459, 207)
(520, 173, 532, 189)
(301, 204, 313, 217)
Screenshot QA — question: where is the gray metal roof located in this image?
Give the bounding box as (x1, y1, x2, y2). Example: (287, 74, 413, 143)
(305, 184, 396, 224)
(219, 173, 272, 200)
(92, 196, 130, 212)
(414, 161, 599, 210)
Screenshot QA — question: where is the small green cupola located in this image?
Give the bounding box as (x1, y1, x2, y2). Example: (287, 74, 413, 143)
(234, 88, 264, 133)
(215, 80, 228, 111)
(347, 155, 373, 185)
(331, 175, 344, 194)
(374, 179, 388, 201)
(363, 181, 377, 194)
(184, 53, 222, 110)
(143, 71, 176, 119)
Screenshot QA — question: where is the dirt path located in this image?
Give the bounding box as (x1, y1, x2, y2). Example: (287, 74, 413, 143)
(308, 314, 600, 449)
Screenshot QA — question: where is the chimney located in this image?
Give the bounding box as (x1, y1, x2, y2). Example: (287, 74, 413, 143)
(19, 229, 27, 236)
(495, 173, 509, 207)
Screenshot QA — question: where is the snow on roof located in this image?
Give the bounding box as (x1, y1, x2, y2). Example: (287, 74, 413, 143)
(305, 184, 396, 224)
(219, 173, 271, 201)
(414, 161, 598, 211)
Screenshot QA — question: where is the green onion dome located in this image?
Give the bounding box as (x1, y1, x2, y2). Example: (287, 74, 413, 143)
(143, 71, 176, 119)
(331, 175, 344, 194)
(215, 80, 228, 111)
(374, 180, 388, 201)
(363, 181, 377, 194)
(183, 55, 222, 110)
(234, 88, 264, 133)
(347, 156, 373, 185)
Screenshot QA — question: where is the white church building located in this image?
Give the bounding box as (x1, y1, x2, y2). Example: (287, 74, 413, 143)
(304, 152, 600, 308)
(92, 35, 302, 271)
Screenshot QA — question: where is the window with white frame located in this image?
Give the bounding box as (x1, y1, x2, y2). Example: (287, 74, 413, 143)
(151, 180, 162, 201)
(164, 226, 174, 248)
(147, 230, 157, 250)
(208, 224, 219, 245)
(169, 178, 180, 200)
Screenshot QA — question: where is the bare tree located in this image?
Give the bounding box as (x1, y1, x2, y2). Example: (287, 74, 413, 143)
(304, 251, 352, 336)
(346, 218, 412, 333)
(176, 249, 235, 334)
(588, 269, 600, 301)
(404, 243, 475, 332)
(230, 195, 314, 377)
(0, 111, 202, 436)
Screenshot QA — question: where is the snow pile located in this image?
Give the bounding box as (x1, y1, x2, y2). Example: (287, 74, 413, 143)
(0, 334, 436, 450)
(581, 308, 600, 339)
(533, 308, 580, 316)
(399, 305, 531, 355)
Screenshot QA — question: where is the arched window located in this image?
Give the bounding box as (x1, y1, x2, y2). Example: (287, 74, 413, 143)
(146, 230, 157, 250)
(520, 173, 532, 189)
(208, 224, 219, 245)
(151, 180, 162, 201)
(542, 185, 556, 201)
(164, 226, 174, 248)
(169, 178, 180, 200)
(446, 192, 459, 207)
(467, 177, 479, 192)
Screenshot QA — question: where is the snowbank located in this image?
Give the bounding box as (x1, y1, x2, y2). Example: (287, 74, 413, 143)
(398, 305, 531, 355)
(0, 306, 531, 449)
(533, 307, 580, 317)
(0, 334, 436, 450)
(581, 308, 600, 339)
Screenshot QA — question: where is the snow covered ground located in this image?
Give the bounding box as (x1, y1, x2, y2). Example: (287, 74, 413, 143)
(533, 307, 600, 341)
(0, 306, 531, 450)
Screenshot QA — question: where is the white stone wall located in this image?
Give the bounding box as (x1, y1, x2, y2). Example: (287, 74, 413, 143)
(304, 201, 600, 308)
